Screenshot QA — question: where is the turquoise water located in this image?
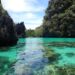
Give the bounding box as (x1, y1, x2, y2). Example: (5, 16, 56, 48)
(0, 39, 26, 61)
(0, 38, 75, 75)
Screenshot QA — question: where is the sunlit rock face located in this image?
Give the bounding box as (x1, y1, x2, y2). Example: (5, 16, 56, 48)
(0, 1, 18, 46)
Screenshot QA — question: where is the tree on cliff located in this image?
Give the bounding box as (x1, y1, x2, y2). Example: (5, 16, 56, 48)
(42, 0, 75, 37)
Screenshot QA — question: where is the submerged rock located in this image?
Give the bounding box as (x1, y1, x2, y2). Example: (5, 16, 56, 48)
(43, 47, 61, 64)
(48, 53, 61, 63)
(0, 56, 11, 75)
(57, 65, 75, 75)
(48, 42, 75, 47)
(66, 53, 75, 57)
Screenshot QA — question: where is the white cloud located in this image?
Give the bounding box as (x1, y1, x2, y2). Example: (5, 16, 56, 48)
(25, 19, 43, 29)
(1, 0, 48, 29)
(25, 18, 42, 29)
(8, 12, 43, 22)
(25, 13, 37, 19)
(8, 12, 43, 29)
(1, 0, 25, 12)
(1, 0, 46, 12)
(26, 24, 41, 29)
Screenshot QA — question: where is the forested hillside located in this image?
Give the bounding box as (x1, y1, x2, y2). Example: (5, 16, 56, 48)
(42, 0, 75, 37)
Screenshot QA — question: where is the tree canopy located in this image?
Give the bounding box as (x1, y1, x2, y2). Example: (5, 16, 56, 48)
(42, 0, 75, 37)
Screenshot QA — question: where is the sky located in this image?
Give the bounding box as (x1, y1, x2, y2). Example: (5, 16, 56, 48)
(1, 0, 48, 29)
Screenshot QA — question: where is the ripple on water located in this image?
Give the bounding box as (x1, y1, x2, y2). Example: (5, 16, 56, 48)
(4, 38, 75, 75)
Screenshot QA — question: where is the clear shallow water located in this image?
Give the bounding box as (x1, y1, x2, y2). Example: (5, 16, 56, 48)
(0, 38, 75, 75)
(0, 39, 26, 61)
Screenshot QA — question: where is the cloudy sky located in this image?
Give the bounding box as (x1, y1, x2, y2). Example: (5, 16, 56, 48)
(1, 0, 48, 29)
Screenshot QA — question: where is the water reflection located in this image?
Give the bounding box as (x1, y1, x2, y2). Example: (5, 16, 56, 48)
(5, 38, 75, 75)
(0, 38, 26, 75)
(6, 38, 48, 75)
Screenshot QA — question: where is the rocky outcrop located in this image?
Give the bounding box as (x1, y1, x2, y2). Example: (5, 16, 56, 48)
(0, 1, 18, 46)
(15, 22, 26, 38)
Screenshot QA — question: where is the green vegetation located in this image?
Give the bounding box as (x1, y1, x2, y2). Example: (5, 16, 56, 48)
(1, 0, 75, 38)
(1, 0, 75, 74)
(35, 26, 43, 37)
(28, 0, 75, 37)
(26, 29, 35, 37)
(37, 0, 75, 37)
(26, 27, 43, 37)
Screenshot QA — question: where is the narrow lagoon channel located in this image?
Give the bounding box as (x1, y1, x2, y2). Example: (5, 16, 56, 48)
(0, 38, 75, 75)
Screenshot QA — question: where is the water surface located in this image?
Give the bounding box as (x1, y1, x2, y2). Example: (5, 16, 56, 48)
(0, 38, 75, 75)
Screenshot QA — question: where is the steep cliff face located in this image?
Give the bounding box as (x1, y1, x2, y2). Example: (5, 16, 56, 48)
(42, 0, 75, 37)
(0, 1, 18, 46)
(15, 22, 26, 38)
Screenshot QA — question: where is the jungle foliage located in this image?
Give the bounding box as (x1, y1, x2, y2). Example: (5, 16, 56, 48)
(41, 0, 75, 37)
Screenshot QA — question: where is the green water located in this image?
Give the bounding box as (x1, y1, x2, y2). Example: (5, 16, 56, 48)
(0, 38, 75, 75)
